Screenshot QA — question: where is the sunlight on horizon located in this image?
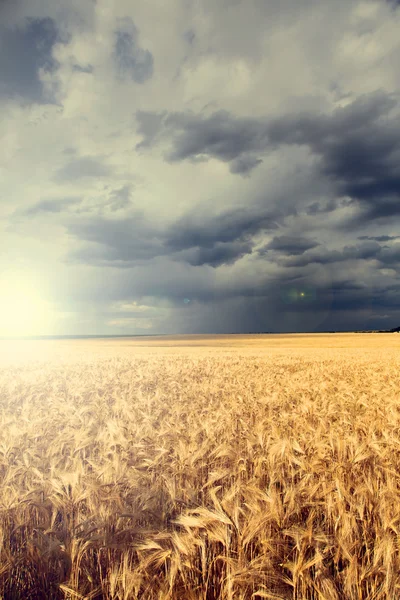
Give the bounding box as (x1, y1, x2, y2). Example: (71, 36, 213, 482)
(0, 274, 55, 338)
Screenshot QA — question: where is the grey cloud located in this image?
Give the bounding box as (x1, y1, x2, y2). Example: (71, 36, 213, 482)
(67, 214, 163, 264)
(13, 187, 133, 229)
(329, 284, 400, 314)
(15, 196, 81, 218)
(263, 93, 400, 222)
(72, 63, 94, 73)
(183, 30, 196, 45)
(0, 17, 62, 103)
(63, 146, 77, 155)
(97, 263, 400, 334)
(282, 241, 391, 268)
(54, 156, 113, 181)
(166, 205, 281, 252)
(113, 17, 154, 84)
(136, 109, 269, 170)
(61, 230, 400, 333)
(3, 2, 400, 335)
(377, 243, 400, 266)
(230, 155, 263, 176)
(135, 111, 166, 150)
(259, 235, 320, 256)
(358, 235, 400, 242)
(186, 0, 339, 69)
(181, 272, 397, 332)
(106, 185, 132, 211)
(65, 198, 284, 268)
(305, 198, 339, 215)
(177, 241, 254, 267)
(135, 92, 400, 219)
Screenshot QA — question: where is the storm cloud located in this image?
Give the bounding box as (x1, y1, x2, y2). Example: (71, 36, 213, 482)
(1, 0, 400, 335)
(64, 202, 278, 268)
(281, 241, 400, 269)
(136, 92, 400, 222)
(259, 236, 320, 256)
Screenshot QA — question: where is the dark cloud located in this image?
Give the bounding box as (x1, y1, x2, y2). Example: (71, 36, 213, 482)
(269, 92, 400, 223)
(60, 225, 400, 332)
(305, 198, 339, 215)
(66, 214, 163, 264)
(376, 243, 400, 266)
(66, 217, 251, 268)
(2, 3, 400, 336)
(166, 205, 281, 252)
(281, 241, 400, 268)
(259, 235, 320, 256)
(136, 109, 269, 171)
(54, 156, 113, 181)
(65, 197, 285, 268)
(54, 91, 400, 330)
(177, 241, 254, 267)
(358, 235, 400, 242)
(72, 63, 94, 73)
(230, 154, 263, 176)
(282, 241, 381, 267)
(113, 17, 154, 84)
(0, 17, 62, 103)
(111, 267, 399, 334)
(136, 92, 400, 219)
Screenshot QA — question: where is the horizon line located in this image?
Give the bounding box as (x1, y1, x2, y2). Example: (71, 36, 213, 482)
(0, 329, 397, 341)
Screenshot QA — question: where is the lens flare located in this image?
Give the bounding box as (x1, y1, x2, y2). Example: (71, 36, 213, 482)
(281, 286, 317, 305)
(0, 272, 55, 337)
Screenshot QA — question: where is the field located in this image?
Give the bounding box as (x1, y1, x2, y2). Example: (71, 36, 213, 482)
(1, 333, 400, 599)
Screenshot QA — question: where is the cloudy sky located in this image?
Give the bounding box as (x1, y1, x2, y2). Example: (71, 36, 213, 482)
(1, 0, 400, 335)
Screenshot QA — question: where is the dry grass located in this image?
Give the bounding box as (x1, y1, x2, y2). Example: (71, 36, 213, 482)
(0, 333, 400, 599)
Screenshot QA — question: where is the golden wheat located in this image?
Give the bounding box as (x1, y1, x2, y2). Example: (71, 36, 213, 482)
(0, 333, 399, 599)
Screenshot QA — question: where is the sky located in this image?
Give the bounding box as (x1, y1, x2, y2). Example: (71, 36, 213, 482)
(1, 0, 400, 335)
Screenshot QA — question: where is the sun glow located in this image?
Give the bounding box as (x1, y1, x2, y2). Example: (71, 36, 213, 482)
(0, 275, 55, 338)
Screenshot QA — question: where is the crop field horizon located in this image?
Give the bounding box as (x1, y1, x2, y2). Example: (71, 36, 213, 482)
(1, 333, 400, 599)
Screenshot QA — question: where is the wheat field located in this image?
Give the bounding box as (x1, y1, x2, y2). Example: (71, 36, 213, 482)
(1, 333, 400, 599)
